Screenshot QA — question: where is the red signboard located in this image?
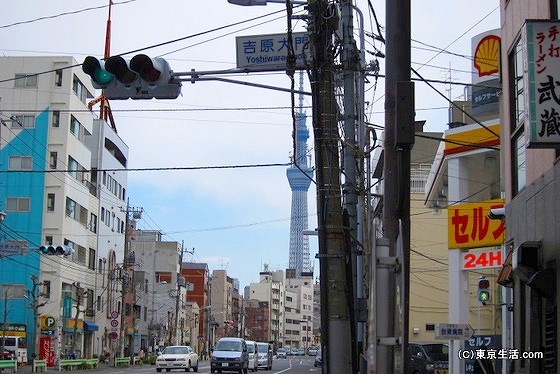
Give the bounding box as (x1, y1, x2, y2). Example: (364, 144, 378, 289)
(40, 337, 55, 367)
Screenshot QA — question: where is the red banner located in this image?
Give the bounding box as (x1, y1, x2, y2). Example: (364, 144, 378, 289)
(39, 337, 55, 367)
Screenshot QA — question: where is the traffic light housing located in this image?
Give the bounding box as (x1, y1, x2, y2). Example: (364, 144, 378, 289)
(82, 55, 181, 100)
(477, 277, 490, 304)
(39, 245, 74, 256)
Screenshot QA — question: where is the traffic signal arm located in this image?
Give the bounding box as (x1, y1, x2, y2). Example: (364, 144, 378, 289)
(82, 55, 181, 100)
(39, 245, 74, 256)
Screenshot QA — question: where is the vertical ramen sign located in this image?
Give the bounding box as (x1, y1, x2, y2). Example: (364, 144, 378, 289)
(525, 20, 560, 147)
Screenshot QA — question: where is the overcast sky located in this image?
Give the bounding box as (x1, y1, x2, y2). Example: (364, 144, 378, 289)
(2, 0, 499, 288)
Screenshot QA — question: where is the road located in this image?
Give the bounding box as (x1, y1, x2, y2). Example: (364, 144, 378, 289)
(19, 356, 321, 374)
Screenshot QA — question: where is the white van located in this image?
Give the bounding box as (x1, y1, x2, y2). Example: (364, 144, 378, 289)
(245, 340, 258, 372)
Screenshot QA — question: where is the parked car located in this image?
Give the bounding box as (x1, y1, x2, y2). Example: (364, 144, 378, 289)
(297, 348, 306, 356)
(408, 342, 449, 374)
(245, 340, 258, 372)
(256, 342, 273, 370)
(276, 348, 287, 359)
(290, 348, 299, 356)
(307, 346, 319, 356)
(211, 337, 249, 373)
(155, 345, 199, 372)
(314, 350, 322, 367)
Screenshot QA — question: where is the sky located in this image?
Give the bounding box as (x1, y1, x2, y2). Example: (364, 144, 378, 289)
(1, 0, 499, 289)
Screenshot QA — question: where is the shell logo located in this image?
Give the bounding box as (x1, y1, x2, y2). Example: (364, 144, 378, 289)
(474, 35, 500, 77)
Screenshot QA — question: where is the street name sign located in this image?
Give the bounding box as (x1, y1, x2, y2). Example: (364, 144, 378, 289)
(435, 323, 474, 340)
(236, 32, 309, 72)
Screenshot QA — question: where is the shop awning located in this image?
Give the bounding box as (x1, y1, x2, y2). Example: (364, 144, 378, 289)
(83, 321, 99, 332)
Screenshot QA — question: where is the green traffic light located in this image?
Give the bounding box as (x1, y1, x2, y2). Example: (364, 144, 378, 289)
(478, 290, 490, 302)
(82, 56, 113, 86)
(93, 69, 113, 85)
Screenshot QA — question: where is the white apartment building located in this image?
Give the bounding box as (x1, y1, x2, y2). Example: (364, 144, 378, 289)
(0, 56, 129, 360)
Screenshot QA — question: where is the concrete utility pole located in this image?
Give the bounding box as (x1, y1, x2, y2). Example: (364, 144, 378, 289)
(71, 282, 86, 356)
(307, 0, 353, 372)
(381, 0, 413, 372)
(119, 200, 142, 357)
(339, 1, 365, 372)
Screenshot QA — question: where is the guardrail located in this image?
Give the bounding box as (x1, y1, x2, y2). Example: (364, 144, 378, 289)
(0, 359, 17, 372)
(114, 357, 131, 367)
(32, 359, 47, 372)
(58, 358, 98, 371)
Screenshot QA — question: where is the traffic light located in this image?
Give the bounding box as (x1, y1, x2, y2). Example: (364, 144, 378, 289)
(477, 277, 490, 304)
(39, 245, 74, 256)
(82, 55, 181, 100)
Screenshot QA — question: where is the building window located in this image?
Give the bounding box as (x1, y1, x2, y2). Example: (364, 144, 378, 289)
(68, 156, 78, 179)
(47, 193, 55, 212)
(6, 197, 30, 212)
(42, 280, 51, 299)
(8, 155, 32, 170)
(509, 38, 527, 196)
(70, 116, 81, 139)
(156, 272, 172, 283)
(52, 111, 60, 127)
(66, 197, 77, 218)
(14, 74, 37, 88)
(55, 69, 63, 87)
(89, 213, 97, 233)
(11, 115, 35, 129)
(48, 152, 57, 169)
(72, 75, 88, 104)
(0, 285, 25, 299)
(512, 131, 527, 195)
(88, 248, 96, 270)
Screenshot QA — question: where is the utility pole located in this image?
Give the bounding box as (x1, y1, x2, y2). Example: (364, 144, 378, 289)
(174, 244, 194, 345)
(381, 0, 413, 373)
(1, 287, 9, 357)
(308, 0, 353, 372)
(119, 200, 142, 357)
(340, 1, 365, 372)
(71, 282, 86, 356)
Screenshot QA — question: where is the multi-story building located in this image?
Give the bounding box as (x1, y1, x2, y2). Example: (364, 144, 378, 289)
(182, 262, 209, 354)
(244, 299, 270, 343)
(209, 270, 238, 341)
(285, 271, 314, 349)
(131, 230, 189, 352)
(499, 1, 560, 372)
(249, 268, 285, 344)
(0, 56, 128, 360)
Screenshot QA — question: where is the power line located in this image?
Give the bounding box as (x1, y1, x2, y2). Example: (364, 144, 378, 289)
(0, 162, 291, 175)
(0, 0, 139, 29)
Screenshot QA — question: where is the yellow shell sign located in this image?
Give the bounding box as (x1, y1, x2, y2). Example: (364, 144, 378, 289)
(474, 35, 500, 77)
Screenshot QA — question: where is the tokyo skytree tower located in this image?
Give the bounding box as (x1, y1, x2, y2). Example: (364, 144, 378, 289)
(287, 72, 314, 277)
